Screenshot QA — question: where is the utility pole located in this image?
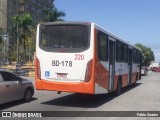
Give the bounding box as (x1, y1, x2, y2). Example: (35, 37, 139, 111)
(3, 35, 6, 62)
(17, 22, 19, 63)
(16, 22, 20, 74)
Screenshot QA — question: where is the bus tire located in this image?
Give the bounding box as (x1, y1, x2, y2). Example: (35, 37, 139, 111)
(116, 77, 122, 96)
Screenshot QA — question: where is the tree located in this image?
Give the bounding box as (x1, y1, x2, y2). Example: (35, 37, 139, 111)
(43, 7, 66, 22)
(11, 13, 33, 28)
(25, 26, 36, 62)
(11, 13, 34, 62)
(135, 43, 155, 66)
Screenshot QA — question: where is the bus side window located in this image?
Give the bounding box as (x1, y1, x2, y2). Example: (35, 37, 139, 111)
(0, 73, 3, 82)
(97, 31, 108, 61)
(136, 50, 140, 63)
(133, 49, 137, 63)
(121, 43, 128, 63)
(116, 40, 122, 62)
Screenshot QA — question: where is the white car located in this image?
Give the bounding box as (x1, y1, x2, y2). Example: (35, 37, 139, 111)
(0, 70, 34, 105)
(141, 67, 148, 76)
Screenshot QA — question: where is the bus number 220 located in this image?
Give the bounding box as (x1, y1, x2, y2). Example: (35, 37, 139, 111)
(75, 54, 84, 60)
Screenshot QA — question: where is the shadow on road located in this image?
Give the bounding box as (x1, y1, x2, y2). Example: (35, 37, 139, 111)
(0, 97, 37, 110)
(42, 83, 142, 108)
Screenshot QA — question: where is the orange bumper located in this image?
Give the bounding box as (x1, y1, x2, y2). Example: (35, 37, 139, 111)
(35, 78, 94, 94)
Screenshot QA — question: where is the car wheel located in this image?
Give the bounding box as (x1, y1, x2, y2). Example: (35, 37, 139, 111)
(24, 89, 33, 102)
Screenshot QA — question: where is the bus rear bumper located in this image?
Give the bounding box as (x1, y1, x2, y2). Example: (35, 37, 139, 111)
(35, 79, 94, 94)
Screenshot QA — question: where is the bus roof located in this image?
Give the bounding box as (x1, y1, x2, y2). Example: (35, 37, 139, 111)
(38, 21, 141, 51)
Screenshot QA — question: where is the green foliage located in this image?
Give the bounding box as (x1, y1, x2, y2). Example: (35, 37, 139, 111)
(43, 8, 66, 22)
(11, 12, 33, 42)
(135, 43, 155, 66)
(11, 13, 33, 29)
(10, 13, 35, 62)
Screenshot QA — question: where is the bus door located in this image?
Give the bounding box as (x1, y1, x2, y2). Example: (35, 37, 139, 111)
(128, 48, 132, 84)
(108, 40, 115, 91)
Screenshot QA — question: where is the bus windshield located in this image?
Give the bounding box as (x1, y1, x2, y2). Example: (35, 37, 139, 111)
(39, 24, 90, 52)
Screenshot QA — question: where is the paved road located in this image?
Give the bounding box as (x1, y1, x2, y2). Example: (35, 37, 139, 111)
(1, 72, 160, 119)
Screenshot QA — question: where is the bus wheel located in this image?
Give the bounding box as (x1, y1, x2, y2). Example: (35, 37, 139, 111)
(116, 77, 122, 96)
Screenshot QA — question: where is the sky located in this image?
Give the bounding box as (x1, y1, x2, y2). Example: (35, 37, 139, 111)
(55, 0, 160, 62)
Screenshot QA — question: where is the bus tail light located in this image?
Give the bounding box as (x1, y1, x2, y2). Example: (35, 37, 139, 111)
(85, 59, 93, 82)
(35, 57, 41, 79)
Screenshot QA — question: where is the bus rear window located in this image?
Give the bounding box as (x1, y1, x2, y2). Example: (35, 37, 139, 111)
(39, 24, 90, 52)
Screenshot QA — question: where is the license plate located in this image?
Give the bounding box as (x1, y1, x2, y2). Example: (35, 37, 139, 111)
(56, 73, 67, 79)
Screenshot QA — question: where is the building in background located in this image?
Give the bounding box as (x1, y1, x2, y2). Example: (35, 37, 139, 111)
(0, 0, 54, 62)
(18, 0, 54, 23)
(0, 0, 54, 31)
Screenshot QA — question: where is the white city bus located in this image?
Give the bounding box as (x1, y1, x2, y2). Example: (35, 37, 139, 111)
(35, 22, 142, 94)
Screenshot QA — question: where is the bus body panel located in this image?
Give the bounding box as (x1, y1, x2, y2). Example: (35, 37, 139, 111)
(38, 49, 92, 82)
(35, 22, 142, 95)
(93, 25, 141, 93)
(35, 23, 96, 94)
